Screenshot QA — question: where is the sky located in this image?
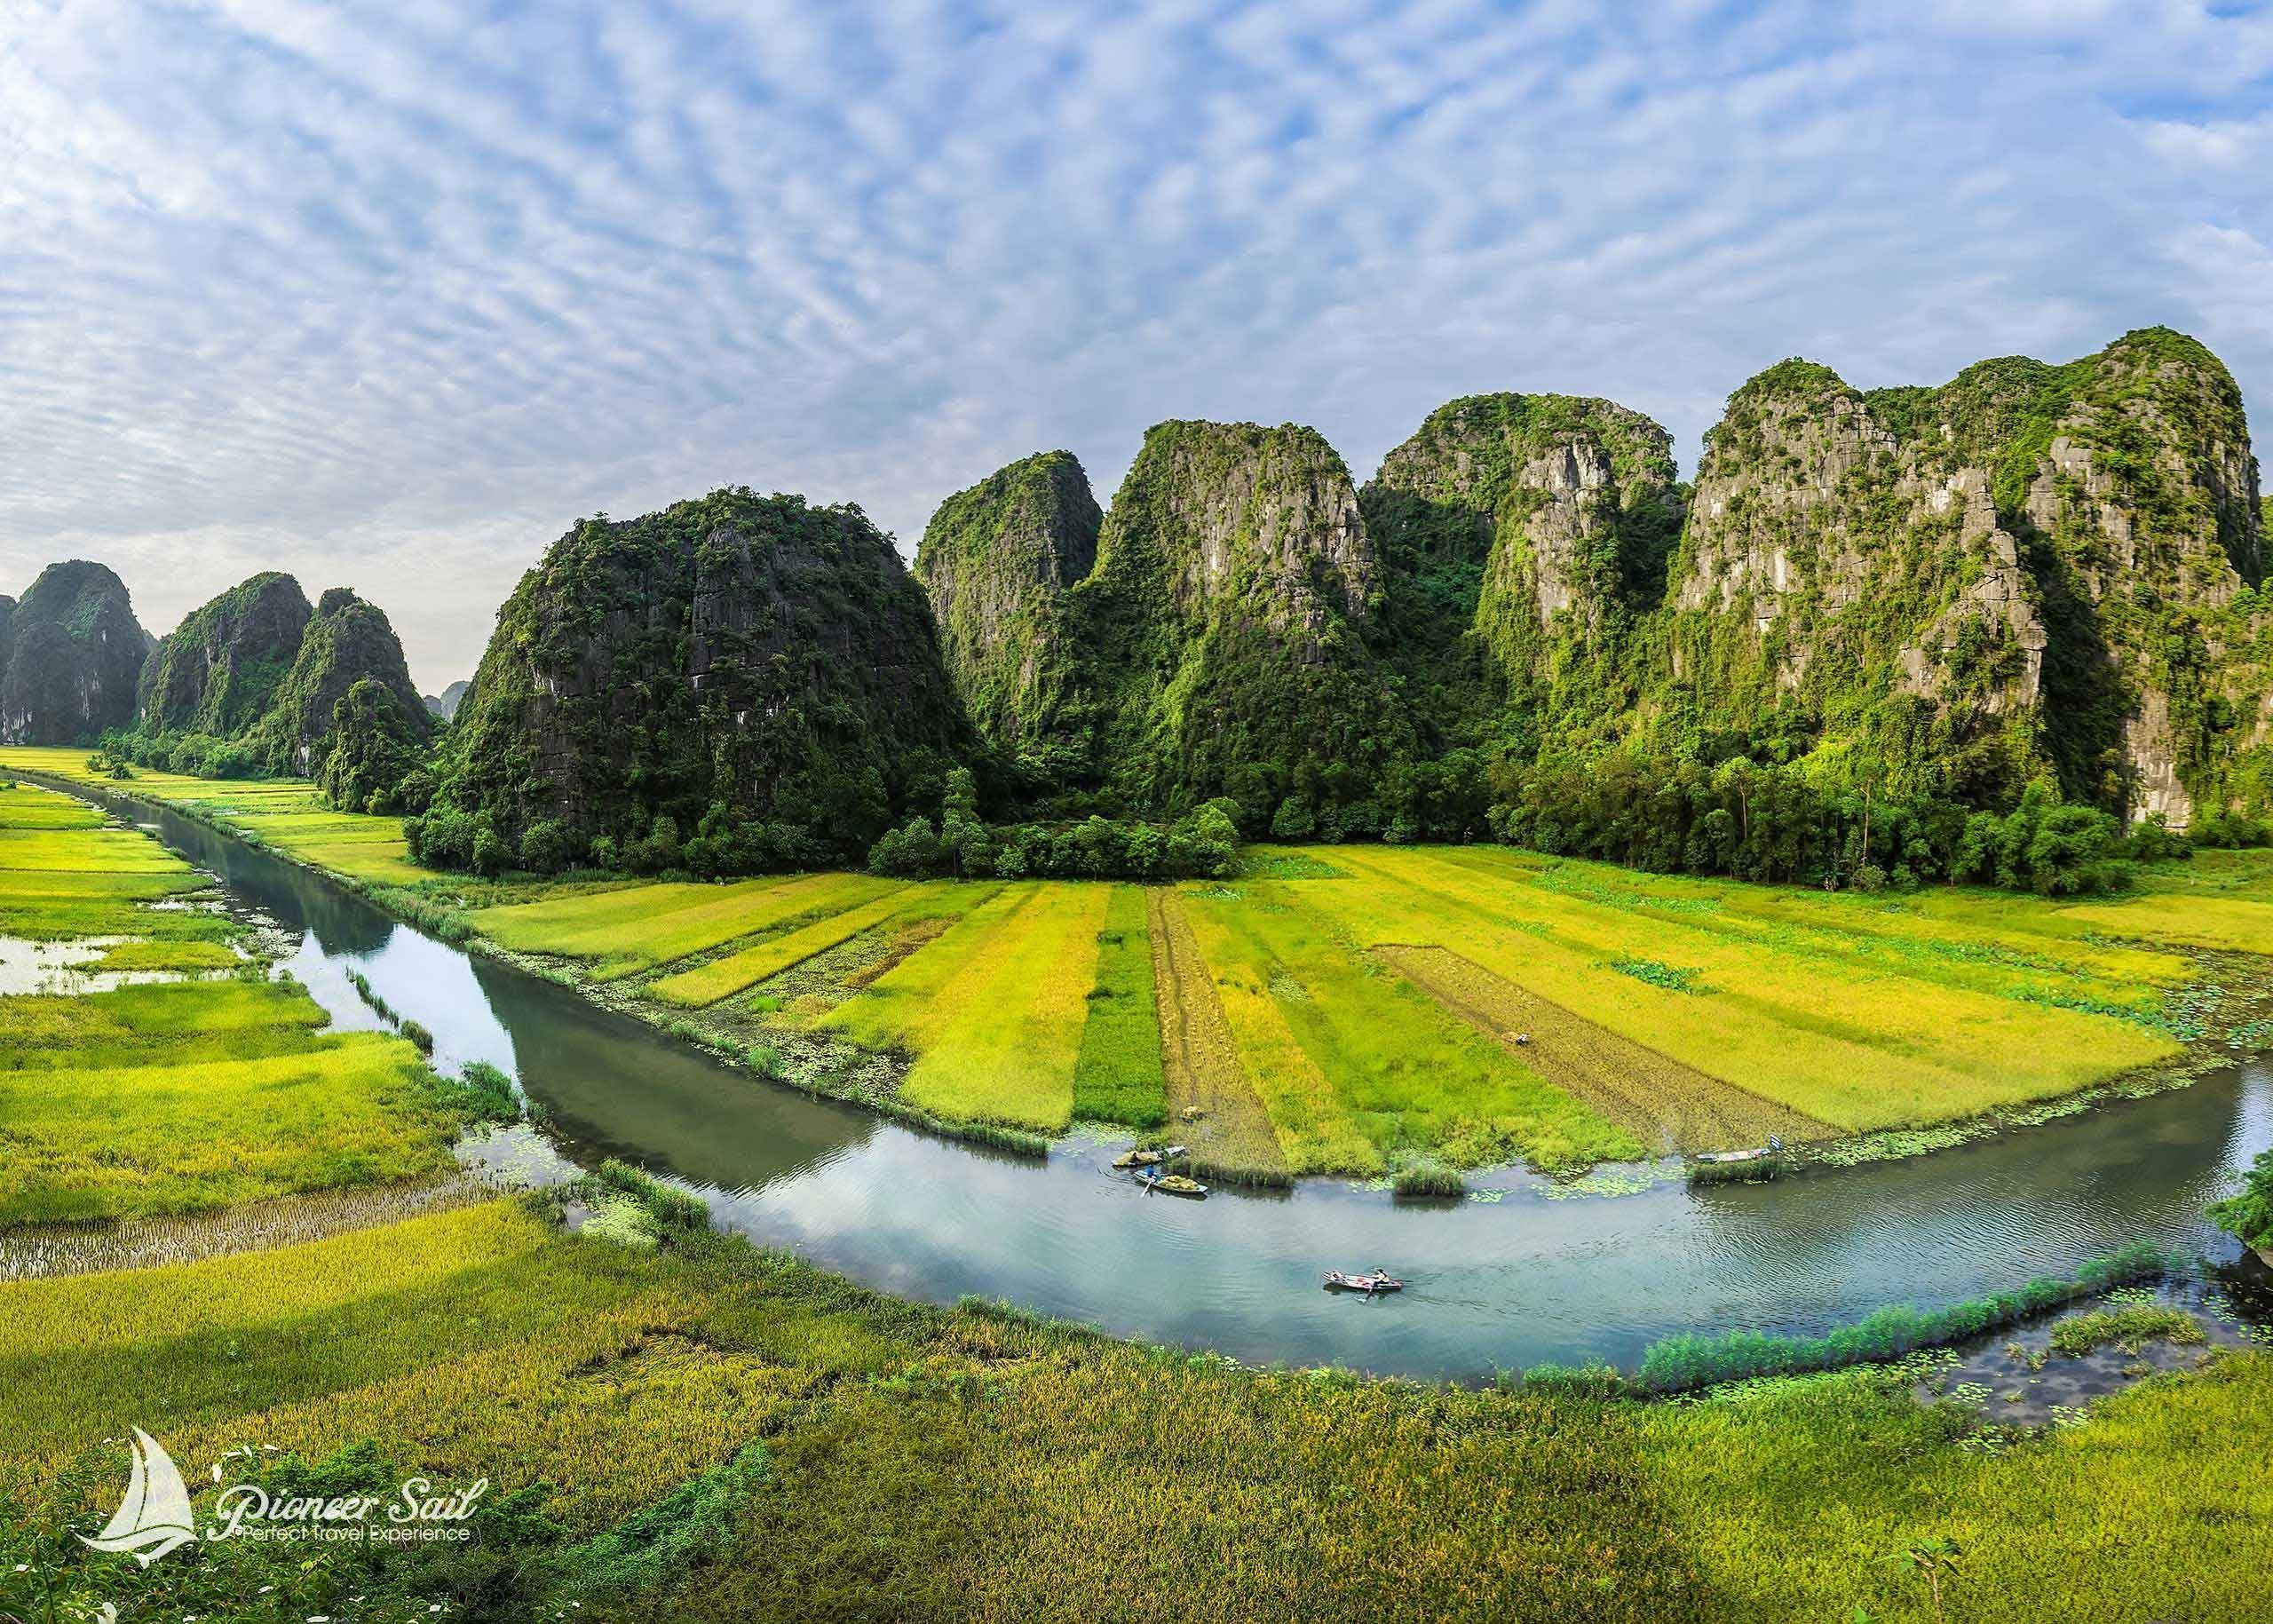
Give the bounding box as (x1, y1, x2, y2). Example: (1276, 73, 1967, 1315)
(3, 1, 2270, 690)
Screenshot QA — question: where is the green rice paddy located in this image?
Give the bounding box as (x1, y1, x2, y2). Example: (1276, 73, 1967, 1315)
(9, 743, 2271, 1179)
(0, 773, 484, 1224)
(438, 838, 2249, 1176)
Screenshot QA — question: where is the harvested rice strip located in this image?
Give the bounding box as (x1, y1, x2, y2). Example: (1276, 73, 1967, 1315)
(768, 914, 960, 1024)
(0, 1172, 487, 1282)
(650, 891, 926, 1007)
(1178, 891, 1381, 1174)
(1378, 944, 1830, 1154)
(1145, 889, 1284, 1177)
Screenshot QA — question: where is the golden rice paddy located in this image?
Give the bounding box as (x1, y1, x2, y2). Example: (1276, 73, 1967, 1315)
(6, 740, 2255, 1178)
(2, 1195, 2267, 1623)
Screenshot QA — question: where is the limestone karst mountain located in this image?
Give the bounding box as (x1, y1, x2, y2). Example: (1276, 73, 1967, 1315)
(0, 560, 151, 744)
(427, 487, 974, 862)
(21, 326, 2261, 845)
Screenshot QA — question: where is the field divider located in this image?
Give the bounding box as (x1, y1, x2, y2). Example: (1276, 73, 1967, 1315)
(649, 889, 924, 1008)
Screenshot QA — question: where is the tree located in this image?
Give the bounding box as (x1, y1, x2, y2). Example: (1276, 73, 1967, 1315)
(313, 678, 428, 814)
(1271, 796, 1316, 839)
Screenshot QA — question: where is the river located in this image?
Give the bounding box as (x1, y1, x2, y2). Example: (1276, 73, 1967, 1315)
(98, 789, 2273, 1381)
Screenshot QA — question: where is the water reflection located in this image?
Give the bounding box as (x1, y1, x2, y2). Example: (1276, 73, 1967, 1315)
(94, 788, 2273, 1381)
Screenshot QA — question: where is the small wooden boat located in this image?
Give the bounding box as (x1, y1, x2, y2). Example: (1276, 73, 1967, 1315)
(1137, 1169, 1208, 1198)
(1323, 1270, 1405, 1294)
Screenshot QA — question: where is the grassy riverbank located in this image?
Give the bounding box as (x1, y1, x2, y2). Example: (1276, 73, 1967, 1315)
(4, 1181, 2269, 1623)
(11, 745, 2273, 1184)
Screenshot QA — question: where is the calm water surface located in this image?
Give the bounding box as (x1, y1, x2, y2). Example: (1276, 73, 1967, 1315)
(112, 792, 2273, 1381)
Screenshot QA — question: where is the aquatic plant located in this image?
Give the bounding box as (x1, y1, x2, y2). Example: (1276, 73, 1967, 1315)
(1626, 1245, 2177, 1393)
(1391, 1159, 1466, 1198)
(2208, 1146, 2273, 1252)
(2047, 1303, 2206, 1359)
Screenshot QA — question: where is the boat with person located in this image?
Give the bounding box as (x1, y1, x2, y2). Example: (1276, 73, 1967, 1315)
(1136, 1168, 1208, 1198)
(1323, 1269, 1405, 1295)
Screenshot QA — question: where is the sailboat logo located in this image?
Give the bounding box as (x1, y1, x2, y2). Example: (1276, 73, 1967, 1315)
(80, 1429, 197, 1566)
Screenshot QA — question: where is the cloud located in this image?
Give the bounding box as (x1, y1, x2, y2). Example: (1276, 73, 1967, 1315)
(1, 0, 2269, 685)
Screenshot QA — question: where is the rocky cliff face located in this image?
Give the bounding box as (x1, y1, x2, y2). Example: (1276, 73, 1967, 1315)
(1992, 331, 2264, 824)
(1656, 359, 2054, 803)
(913, 451, 1100, 764)
(1652, 330, 2266, 821)
(0, 561, 150, 744)
(257, 588, 433, 772)
(1361, 394, 1683, 746)
(436, 488, 972, 853)
(139, 572, 313, 738)
(422, 679, 470, 721)
(1050, 420, 1410, 813)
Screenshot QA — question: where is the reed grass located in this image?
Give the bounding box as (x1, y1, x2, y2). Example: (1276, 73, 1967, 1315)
(1628, 1244, 2174, 1392)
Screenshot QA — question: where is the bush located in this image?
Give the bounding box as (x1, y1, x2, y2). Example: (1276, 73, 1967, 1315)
(595, 1158, 710, 1233)
(868, 815, 943, 876)
(471, 825, 512, 876)
(406, 804, 477, 868)
(519, 818, 581, 875)
(453, 1059, 520, 1122)
(1271, 796, 1317, 839)
(2191, 809, 2271, 849)
(2209, 1146, 2273, 1251)
(1392, 1160, 1465, 1199)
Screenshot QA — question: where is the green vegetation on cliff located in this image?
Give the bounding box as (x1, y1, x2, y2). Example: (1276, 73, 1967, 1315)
(1360, 392, 1684, 757)
(913, 450, 1099, 779)
(0, 561, 150, 745)
(108, 577, 431, 803)
(136, 571, 311, 740)
(254, 586, 432, 773)
(415, 487, 975, 875)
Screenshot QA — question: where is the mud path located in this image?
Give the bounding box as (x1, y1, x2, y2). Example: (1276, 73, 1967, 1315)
(1377, 944, 1832, 1155)
(1147, 889, 1286, 1176)
(0, 1172, 489, 1281)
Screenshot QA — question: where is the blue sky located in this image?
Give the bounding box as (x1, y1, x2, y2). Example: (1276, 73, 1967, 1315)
(3, 0, 2270, 686)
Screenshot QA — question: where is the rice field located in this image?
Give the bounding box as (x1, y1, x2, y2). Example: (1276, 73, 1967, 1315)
(822, 883, 1111, 1130)
(0, 1030, 468, 1223)
(1069, 885, 1169, 1127)
(9, 738, 2261, 1176)
(3, 1186, 2267, 1623)
(1296, 846, 2185, 1136)
(428, 841, 2247, 1175)
(0, 747, 424, 882)
(1146, 888, 1287, 1175)
(474, 873, 885, 978)
(0, 782, 487, 1225)
(649, 887, 928, 1007)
